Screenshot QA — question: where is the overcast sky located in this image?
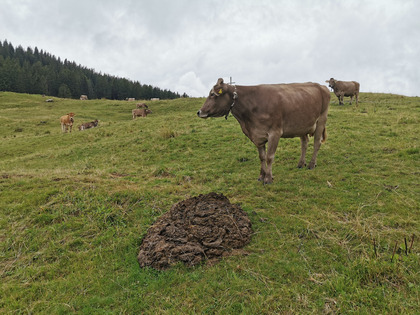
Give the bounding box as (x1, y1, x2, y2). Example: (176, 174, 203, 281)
(1, 0, 419, 97)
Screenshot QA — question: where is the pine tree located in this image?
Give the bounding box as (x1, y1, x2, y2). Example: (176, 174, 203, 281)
(0, 39, 188, 99)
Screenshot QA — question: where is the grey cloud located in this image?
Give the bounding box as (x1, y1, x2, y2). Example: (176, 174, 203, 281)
(1, 0, 419, 97)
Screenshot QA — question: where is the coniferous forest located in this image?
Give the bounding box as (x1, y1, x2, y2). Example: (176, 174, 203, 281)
(0, 40, 186, 100)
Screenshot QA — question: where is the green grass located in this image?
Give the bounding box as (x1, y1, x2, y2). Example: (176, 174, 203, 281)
(1, 91, 419, 313)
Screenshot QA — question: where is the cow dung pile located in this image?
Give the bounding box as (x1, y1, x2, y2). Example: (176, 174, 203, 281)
(137, 192, 253, 270)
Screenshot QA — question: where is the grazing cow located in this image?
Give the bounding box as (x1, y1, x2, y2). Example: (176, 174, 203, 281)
(132, 108, 153, 119)
(326, 78, 360, 105)
(197, 78, 330, 184)
(126, 98, 136, 101)
(80, 95, 88, 100)
(78, 119, 99, 131)
(60, 113, 75, 133)
(136, 103, 149, 109)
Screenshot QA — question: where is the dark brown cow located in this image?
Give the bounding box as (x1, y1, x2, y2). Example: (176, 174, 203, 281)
(197, 78, 330, 184)
(132, 108, 152, 119)
(326, 78, 360, 105)
(136, 103, 149, 109)
(78, 119, 99, 131)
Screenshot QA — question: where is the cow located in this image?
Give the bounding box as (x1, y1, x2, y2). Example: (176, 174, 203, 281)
(132, 108, 152, 119)
(126, 98, 136, 101)
(78, 119, 99, 131)
(80, 95, 88, 100)
(136, 103, 149, 109)
(197, 78, 330, 184)
(326, 78, 360, 105)
(60, 113, 75, 133)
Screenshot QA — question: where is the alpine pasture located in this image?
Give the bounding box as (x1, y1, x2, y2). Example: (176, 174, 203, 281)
(1, 91, 419, 313)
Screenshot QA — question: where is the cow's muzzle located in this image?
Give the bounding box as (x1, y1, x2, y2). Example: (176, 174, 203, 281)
(197, 110, 208, 118)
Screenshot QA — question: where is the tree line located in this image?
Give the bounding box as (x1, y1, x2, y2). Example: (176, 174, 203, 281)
(0, 40, 187, 100)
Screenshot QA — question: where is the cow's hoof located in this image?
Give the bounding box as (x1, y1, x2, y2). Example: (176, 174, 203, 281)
(308, 163, 316, 170)
(263, 177, 273, 185)
(297, 163, 306, 168)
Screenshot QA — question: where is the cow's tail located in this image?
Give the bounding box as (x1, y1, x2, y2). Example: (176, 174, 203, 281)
(321, 127, 327, 143)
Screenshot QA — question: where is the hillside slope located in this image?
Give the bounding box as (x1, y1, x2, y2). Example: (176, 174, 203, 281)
(1, 92, 419, 313)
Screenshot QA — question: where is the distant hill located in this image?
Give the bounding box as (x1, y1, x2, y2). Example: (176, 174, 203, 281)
(0, 39, 187, 100)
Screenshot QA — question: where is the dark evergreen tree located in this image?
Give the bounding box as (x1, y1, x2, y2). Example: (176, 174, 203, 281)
(0, 40, 188, 99)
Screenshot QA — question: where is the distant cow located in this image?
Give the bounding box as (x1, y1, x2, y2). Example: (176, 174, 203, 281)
(60, 113, 75, 133)
(326, 78, 360, 105)
(197, 78, 330, 184)
(132, 108, 153, 119)
(78, 119, 99, 131)
(80, 95, 88, 100)
(136, 103, 149, 109)
(126, 98, 136, 101)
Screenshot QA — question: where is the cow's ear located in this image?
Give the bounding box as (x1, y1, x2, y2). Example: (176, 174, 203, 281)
(216, 78, 224, 85)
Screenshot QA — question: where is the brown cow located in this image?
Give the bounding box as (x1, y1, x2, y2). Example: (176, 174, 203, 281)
(326, 78, 360, 105)
(80, 95, 88, 100)
(136, 103, 149, 109)
(132, 108, 152, 119)
(60, 113, 75, 133)
(197, 78, 330, 184)
(78, 119, 99, 131)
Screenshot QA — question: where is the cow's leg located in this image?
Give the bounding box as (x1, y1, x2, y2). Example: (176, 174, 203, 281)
(339, 93, 344, 105)
(263, 133, 281, 184)
(349, 95, 353, 105)
(298, 135, 309, 168)
(257, 145, 267, 182)
(308, 116, 327, 169)
(69, 125, 72, 133)
(356, 92, 359, 105)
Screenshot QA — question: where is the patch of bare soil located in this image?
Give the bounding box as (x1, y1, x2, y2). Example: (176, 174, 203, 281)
(137, 192, 252, 270)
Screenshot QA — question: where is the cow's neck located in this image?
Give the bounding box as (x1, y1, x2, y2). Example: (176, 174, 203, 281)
(225, 85, 239, 120)
(228, 87, 254, 140)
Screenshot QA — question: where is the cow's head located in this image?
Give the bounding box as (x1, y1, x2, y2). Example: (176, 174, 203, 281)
(93, 119, 99, 126)
(197, 78, 233, 118)
(326, 78, 336, 88)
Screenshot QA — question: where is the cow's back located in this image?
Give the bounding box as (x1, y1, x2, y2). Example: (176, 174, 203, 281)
(335, 81, 359, 96)
(235, 83, 329, 139)
(352, 81, 360, 92)
(133, 109, 147, 117)
(274, 83, 329, 137)
(259, 83, 329, 116)
(60, 115, 69, 124)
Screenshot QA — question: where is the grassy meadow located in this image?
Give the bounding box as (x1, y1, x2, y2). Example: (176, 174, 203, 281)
(0, 91, 419, 314)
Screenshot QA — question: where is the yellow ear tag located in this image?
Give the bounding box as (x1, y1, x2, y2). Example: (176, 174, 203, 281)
(218, 89, 223, 94)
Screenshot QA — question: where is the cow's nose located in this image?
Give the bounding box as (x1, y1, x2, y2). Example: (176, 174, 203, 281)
(197, 110, 201, 116)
